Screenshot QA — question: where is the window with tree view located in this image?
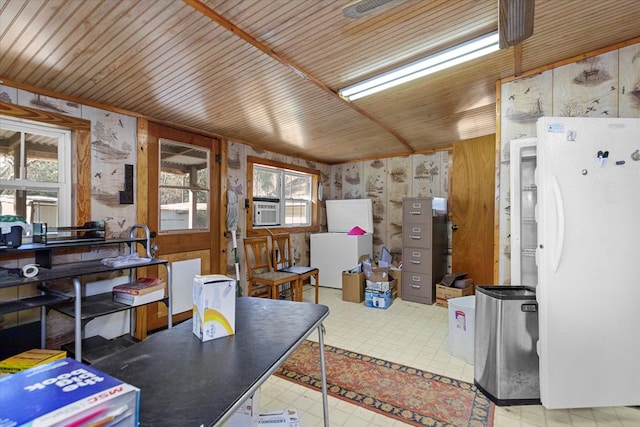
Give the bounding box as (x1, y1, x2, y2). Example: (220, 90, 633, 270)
(0, 117, 71, 231)
(159, 138, 210, 232)
(253, 164, 312, 227)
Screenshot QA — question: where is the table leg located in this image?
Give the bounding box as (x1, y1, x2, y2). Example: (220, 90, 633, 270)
(317, 323, 329, 427)
(165, 263, 172, 329)
(73, 277, 82, 362)
(40, 306, 46, 348)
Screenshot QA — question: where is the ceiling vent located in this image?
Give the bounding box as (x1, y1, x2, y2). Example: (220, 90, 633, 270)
(342, 0, 397, 19)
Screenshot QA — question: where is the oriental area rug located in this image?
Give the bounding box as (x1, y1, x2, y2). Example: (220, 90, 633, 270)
(275, 341, 494, 427)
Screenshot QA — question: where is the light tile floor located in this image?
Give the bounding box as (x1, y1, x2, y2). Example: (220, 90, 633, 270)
(258, 286, 640, 426)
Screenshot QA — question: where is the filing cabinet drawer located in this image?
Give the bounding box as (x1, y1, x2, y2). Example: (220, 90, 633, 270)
(402, 224, 432, 249)
(402, 271, 435, 304)
(403, 248, 432, 273)
(403, 199, 433, 224)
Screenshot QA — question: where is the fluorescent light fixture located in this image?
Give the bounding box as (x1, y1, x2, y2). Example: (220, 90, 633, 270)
(339, 32, 500, 101)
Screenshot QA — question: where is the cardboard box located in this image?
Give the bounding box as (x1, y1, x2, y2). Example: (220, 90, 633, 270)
(366, 278, 392, 292)
(224, 389, 260, 427)
(366, 267, 390, 282)
(453, 278, 474, 290)
(342, 271, 365, 303)
(390, 267, 402, 299)
(365, 288, 393, 309)
(435, 282, 474, 308)
(0, 357, 139, 426)
(193, 274, 236, 341)
(257, 408, 300, 426)
(0, 348, 67, 373)
(365, 279, 397, 309)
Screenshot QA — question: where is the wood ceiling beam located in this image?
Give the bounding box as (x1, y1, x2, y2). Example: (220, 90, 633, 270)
(514, 43, 523, 76)
(183, 0, 414, 154)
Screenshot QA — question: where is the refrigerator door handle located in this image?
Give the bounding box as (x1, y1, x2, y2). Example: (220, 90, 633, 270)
(551, 174, 565, 273)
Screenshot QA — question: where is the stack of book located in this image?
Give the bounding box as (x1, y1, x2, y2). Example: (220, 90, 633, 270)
(1, 358, 140, 426)
(112, 277, 165, 306)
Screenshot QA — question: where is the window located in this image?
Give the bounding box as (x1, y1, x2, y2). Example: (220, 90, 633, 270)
(249, 157, 319, 231)
(0, 116, 72, 230)
(159, 138, 210, 232)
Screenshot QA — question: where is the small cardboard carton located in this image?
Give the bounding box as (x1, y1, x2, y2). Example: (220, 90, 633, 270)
(435, 279, 474, 308)
(0, 348, 67, 374)
(390, 267, 402, 299)
(0, 357, 139, 426)
(362, 260, 391, 282)
(225, 389, 260, 427)
(342, 271, 365, 303)
(365, 278, 393, 292)
(365, 279, 397, 309)
(257, 408, 300, 426)
(193, 274, 236, 341)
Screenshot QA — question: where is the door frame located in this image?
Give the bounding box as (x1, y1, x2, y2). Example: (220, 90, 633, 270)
(135, 119, 225, 336)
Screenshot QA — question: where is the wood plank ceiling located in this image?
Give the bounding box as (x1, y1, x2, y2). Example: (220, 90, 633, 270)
(1, 0, 639, 164)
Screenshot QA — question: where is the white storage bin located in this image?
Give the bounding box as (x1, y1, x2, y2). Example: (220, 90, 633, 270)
(448, 295, 476, 364)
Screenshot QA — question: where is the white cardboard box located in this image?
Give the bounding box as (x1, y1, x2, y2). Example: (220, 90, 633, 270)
(193, 274, 236, 341)
(257, 408, 300, 426)
(223, 389, 261, 427)
(365, 278, 393, 292)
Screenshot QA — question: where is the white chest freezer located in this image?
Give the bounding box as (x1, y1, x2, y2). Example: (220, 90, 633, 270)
(311, 199, 374, 289)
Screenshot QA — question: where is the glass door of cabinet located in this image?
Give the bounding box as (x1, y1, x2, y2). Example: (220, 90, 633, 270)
(510, 138, 537, 286)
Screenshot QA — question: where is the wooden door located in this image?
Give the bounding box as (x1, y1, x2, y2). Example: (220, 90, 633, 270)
(141, 123, 222, 334)
(451, 135, 496, 287)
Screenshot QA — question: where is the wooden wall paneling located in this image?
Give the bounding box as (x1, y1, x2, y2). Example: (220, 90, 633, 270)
(133, 118, 150, 340)
(75, 128, 91, 225)
(136, 118, 150, 228)
(494, 80, 502, 285)
(0, 101, 89, 130)
(215, 138, 227, 275)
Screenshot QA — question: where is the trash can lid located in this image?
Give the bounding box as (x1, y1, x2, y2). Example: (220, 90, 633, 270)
(448, 295, 475, 309)
(476, 285, 536, 299)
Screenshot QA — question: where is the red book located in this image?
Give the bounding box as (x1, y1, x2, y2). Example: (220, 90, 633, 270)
(112, 278, 165, 295)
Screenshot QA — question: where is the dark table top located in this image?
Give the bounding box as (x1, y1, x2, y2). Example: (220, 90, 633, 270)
(93, 297, 329, 427)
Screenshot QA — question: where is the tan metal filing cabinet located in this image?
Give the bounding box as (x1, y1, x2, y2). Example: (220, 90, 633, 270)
(402, 197, 448, 304)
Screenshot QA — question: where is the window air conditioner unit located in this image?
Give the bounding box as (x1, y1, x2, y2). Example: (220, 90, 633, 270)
(253, 201, 280, 226)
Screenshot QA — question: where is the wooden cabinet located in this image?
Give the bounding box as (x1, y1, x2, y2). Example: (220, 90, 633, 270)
(0, 225, 171, 362)
(401, 197, 448, 304)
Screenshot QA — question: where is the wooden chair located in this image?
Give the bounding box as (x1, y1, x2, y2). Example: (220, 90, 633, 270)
(243, 236, 299, 300)
(271, 233, 319, 303)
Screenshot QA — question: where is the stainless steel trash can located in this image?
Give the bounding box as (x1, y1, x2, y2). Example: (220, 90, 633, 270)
(474, 286, 540, 405)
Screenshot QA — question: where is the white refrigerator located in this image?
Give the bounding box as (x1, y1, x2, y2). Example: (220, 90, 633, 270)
(311, 199, 373, 289)
(535, 116, 640, 409)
